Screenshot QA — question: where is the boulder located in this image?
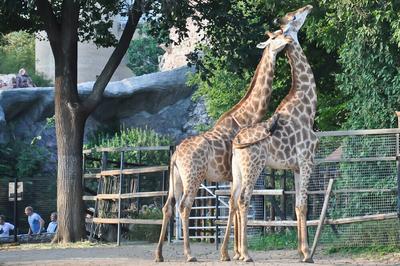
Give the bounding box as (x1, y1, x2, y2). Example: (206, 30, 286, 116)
(0, 66, 212, 145)
(0, 66, 215, 175)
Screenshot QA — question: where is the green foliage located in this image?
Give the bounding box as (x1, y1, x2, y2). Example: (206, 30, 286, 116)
(326, 244, 400, 256)
(0, 31, 52, 86)
(155, 0, 400, 130)
(0, 140, 48, 179)
(249, 229, 297, 251)
(127, 25, 164, 76)
(126, 204, 163, 242)
(188, 54, 250, 120)
(178, 1, 344, 130)
(85, 127, 172, 166)
(307, 1, 400, 129)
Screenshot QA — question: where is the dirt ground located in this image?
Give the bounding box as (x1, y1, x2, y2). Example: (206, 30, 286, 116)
(1, 242, 399, 266)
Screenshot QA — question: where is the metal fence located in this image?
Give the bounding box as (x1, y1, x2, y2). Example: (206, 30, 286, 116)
(82, 128, 400, 248)
(215, 128, 400, 248)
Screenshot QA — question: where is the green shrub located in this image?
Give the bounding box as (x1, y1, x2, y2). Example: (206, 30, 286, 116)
(0, 140, 48, 179)
(126, 25, 164, 76)
(85, 127, 172, 166)
(188, 53, 249, 120)
(249, 229, 297, 251)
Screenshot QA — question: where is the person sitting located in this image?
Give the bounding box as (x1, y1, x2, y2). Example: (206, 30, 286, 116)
(0, 215, 15, 238)
(15, 68, 35, 88)
(46, 212, 58, 233)
(24, 206, 44, 235)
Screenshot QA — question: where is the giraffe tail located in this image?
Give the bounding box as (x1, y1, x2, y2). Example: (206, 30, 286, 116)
(233, 114, 280, 149)
(168, 152, 177, 204)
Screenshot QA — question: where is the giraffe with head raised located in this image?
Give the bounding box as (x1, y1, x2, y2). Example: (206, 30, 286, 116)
(155, 32, 293, 262)
(220, 5, 317, 263)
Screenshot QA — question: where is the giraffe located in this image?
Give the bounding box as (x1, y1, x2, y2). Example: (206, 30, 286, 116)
(155, 32, 293, 262)
(220, 5, 317, 263)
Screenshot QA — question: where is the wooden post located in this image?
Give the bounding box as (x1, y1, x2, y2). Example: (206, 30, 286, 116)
(215, 182, 220, 250)
(280, 171, 287, 221)
(137, 150, 141, 211)
(90, 151, 108, 241)
(117, 151, 124, 246)
(270, 170, 276, 233)
(310, 178, 334, 258)
(168, 146, 174, 242)
(396, 112, 400, 218)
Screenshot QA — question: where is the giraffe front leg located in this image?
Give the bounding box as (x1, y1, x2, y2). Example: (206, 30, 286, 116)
(233, 210, 241, 260)
(155, 197, 174, 262)
(238, 195, 253, 262)
(180, 195, 197, 262)
(298, 205, 313, 263)
(220, 198, 236, 261)
(297, 165, 313, 263)
(294, 172, 304, 260)
(238, 208, 252, 262)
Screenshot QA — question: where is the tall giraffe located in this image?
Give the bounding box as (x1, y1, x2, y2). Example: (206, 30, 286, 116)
(221, 5, 317, 263)
(155, 33, 293, 262)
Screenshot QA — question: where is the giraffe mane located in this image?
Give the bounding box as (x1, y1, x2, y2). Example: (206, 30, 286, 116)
(275, 44, 298, 112)
(214, 49, 266, 125)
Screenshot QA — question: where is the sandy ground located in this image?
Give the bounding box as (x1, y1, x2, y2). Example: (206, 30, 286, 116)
(1, 242, 399, 266)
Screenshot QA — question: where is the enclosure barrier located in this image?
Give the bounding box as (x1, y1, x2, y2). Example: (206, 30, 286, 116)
(82, 127, 400, 248)
(214, 128, 400, 248)
(82, 145, 173, 245)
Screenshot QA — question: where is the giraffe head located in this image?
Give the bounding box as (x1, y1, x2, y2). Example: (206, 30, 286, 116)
(256, 30, 293, 54)
(274, 5, 313, 34)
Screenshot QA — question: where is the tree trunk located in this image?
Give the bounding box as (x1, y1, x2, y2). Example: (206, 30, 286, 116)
(54, 97, 87, 242)
(35, 0, 143, 243)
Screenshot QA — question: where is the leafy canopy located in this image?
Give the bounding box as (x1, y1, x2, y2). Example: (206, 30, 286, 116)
(156, 0, 400, 130)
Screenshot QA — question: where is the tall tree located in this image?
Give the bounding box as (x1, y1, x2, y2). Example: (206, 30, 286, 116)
(0, 0, 194, 242)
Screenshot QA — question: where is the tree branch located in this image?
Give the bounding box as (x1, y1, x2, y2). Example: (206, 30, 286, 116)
(82, 0, 143, 114)
(35, 0, 61, 54)
(60, 0, 79, 48)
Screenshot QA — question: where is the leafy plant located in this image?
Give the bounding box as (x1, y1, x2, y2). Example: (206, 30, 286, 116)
(249, 229, 298, 251)
(85, 127, 172, 166)
(127, 25, 164, 76)
(188, 54, 249, 120)
(0, 140, 48, 179)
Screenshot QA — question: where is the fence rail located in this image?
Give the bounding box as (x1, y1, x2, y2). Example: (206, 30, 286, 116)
(82, 145, 173, 245)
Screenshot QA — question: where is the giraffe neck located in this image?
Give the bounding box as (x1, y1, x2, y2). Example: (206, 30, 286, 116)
(221, 48, 277, 128)
(276, 41, 317, 125)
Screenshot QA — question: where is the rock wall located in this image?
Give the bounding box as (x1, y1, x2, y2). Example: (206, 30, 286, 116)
(159, 18, 204, 71)
(0, 67, 212, 147)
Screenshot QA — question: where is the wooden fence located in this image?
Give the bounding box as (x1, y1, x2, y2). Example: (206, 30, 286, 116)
(82, 146, 173, 245)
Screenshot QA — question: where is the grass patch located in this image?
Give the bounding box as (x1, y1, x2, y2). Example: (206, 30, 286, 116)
(326, 245, 400, 257)
(249, 229, 298, 251)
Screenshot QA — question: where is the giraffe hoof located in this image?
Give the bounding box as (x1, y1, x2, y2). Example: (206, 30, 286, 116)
(186, 256, 197, 262)
(220, 255, 231, 261)
(155, 256, 164, 262)
(302, 257, 314, 263)
(243, 257, 254, 262)
(233, 254, 241, 260)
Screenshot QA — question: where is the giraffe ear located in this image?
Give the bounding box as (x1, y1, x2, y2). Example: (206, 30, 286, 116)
(257, 41, 268, 49)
